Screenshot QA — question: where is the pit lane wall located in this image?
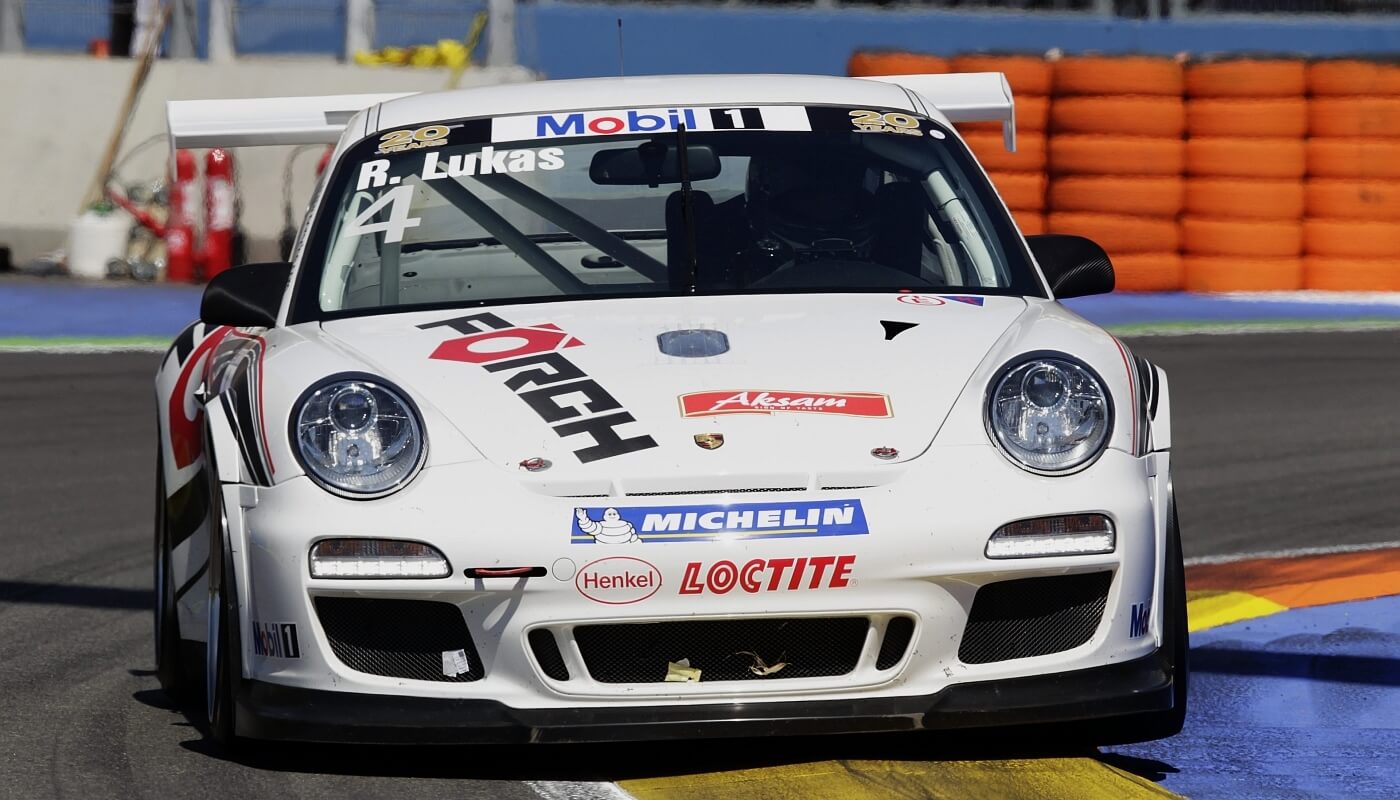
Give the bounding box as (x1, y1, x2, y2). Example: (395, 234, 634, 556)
(0, 54, 534, 264)
(847, 52, 1400, 293)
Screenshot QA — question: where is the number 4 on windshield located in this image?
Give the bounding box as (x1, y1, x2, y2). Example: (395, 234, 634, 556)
(341, 185, 422, 244)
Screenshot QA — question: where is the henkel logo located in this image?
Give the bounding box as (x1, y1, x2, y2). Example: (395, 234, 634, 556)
(575, 556, 662, 604)
(679, 391, 892, 419)
(679, 555, 856, 595)
(536, 108, 700, 138)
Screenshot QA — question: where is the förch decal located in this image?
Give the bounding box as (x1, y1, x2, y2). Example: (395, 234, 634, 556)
(571, 500, 869, 544)
(422, 313, 658, 463)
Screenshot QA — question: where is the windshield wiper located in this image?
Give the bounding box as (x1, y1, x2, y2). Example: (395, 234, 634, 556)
(676, 122, 699, 294)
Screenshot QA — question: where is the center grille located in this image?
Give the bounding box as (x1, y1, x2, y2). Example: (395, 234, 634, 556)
(574, 617, 869, 683)
(314, 596, 484, 682)
(958, 571, 1112, 665)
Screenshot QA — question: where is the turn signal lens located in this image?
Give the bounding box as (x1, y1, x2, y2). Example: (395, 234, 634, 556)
(309, 538, 451, 578)
(985, 514, 1115, 558)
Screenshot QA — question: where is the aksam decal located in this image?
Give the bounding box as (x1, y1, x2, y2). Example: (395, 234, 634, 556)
(571, 499, 869, 544)
(679, 390, 891, 419)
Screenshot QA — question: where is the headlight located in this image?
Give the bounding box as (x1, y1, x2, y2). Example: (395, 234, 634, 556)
(292, 374, 426, 497)
(987, 354, 1112, 473)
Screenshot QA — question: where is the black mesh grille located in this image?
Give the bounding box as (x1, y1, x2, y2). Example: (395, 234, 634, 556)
(529, 628, 570, 681)
(876, 616, 915, 670)
(959, 572, 1112, 665)
(314, 597, 484, 682)
(575, 617, 869, 683)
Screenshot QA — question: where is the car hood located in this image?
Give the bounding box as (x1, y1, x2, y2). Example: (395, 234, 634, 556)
(318, 293, 1026, 493)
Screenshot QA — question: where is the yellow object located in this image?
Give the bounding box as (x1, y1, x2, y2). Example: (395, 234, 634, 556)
(621, 757, 1182, 800)
(663, 660, 701, 683)
(351, 11, 488, 79)
(1186, 589, 1288, 633)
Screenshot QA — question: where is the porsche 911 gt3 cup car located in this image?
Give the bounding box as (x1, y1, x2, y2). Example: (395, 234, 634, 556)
(153, 72, 1187, 747)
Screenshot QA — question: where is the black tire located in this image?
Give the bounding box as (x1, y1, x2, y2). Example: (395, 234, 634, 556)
(206, 492, 242, 748)
(1093, 495, 1189, 745)
(154, 453, 194, 702)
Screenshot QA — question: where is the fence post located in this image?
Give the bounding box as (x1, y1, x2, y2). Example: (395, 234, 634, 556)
(208, 0, 234, 61)
(1169, 0, 1189, 16)
(1093, 0, 1114, 15)
(345, 0, 373, 61)
(169, 0, 196, 57)
(0, 0, 23, 54)
(486, 0, 516, 68)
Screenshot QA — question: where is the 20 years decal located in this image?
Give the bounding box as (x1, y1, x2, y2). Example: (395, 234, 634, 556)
(421, 312, 658, 463)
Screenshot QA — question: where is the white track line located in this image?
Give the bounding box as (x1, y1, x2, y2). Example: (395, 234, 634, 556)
(1186, 539, 1400, 567)
(1115, 320, 1400, 337)
(525, 781, 638, 800)
(0, 344, 167, 353)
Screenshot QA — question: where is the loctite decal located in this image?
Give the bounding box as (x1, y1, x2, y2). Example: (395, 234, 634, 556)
(575, 556, 662, 605)
(571, 499, 868, 544)
(678, 390, 892, 419)
(421, 312, 658, 463)
(679, 555, 856, 595)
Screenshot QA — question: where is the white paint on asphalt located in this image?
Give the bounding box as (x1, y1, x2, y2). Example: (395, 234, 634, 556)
(526, 781, 637, 800)
(1186, 539, 1400, 566)
(0, 344, 167, 353)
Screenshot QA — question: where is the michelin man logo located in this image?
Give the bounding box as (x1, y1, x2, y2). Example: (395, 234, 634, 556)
(575, 507, 640, 544)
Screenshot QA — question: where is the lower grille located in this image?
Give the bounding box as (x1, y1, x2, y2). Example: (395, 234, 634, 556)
(958, 572, 1112, 665)
(314, 596, 484, 682)
(575, 617, 868, 683)
(529, 628, 570, 681)
(876, 616, 916, 670)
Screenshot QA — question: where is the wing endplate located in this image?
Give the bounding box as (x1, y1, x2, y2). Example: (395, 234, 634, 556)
(859, 72, 1017, 152)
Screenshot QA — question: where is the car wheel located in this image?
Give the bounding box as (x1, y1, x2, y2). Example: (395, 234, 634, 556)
(1091, 494, 1189, 745)
(154, 453, 192, 701)
(205, 496, 242, 748)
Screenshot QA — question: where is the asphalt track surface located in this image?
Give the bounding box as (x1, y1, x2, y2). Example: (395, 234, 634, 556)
(3, 330, 1399, 799)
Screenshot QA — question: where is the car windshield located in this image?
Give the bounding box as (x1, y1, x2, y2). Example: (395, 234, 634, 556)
(300, 104, 1040, 318)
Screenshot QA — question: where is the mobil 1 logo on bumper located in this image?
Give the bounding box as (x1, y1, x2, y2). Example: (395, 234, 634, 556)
(493, 106, 812, 141)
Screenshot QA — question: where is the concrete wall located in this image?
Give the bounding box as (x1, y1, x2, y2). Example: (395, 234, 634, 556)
(0, 54, 533, 264)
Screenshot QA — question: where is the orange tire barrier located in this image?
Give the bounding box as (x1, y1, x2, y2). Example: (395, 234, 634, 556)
(1185, 59, 1307, 98)
(1049, 134, 1185, 176)
(1184, 178, 1305, 220)
(988, 170, 1047, 211)
(1049, 175, 1184, 217)
(950, 54, 1053, 96)
(1184, 256, 1304, 291)
(1111, 252, 1184, 292)
(1013, 210, 1046, 235)
(1309, 97, 1400, 138)
(1303, 256, 1400, 291)
(1308, 60, 1400, 97)
(1182, 217, 1303, 257)
(1054, 56, 1183, 97)
(1304, 218, 1400, 258)
(1046, 212, 1180, 253)
(1306, 137, 1400, 179)
(846, 51, 949, 77)
(962, 130, 1047, 172)
(1185, 98, 1308, 138)
(959, 95, 1050, 134)
(1306, 178, 1400, 220)
(1186, 137, 1306, 179)
(1051, 96, 1185, 137)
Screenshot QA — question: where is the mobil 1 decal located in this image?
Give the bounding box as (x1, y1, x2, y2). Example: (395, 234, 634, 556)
(492, 106, 812, 141)
(421, 312, 658, 463)
(572, 499, 869, 544)
(806, 106, 942, 139)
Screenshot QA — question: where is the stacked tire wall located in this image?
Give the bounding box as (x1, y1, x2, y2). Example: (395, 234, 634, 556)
(1047, 56, 1186, 291)
(847, 49, 1400, 293)
(1182, 59, 1308, 291)
(1304, 60, 1400, 290)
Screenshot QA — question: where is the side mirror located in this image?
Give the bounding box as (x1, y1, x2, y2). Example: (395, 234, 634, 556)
(1025, 234, 1115, 299)
(199, 262, 292, 327)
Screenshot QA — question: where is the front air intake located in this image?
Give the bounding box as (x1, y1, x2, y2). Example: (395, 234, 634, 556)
(958, 572, 1112, 665)
(314, 596, 484, 682)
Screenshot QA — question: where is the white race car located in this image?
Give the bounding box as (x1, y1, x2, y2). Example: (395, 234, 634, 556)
(153, 72, 1186, 747)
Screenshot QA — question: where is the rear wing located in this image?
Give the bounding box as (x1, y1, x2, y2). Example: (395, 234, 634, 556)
(166, 93, 416, 149)
(859, 72, 1016, 151)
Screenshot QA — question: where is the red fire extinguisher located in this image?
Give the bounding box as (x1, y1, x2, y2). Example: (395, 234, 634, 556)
(202, 148, 236, 280)
(165, 149, 199, 283)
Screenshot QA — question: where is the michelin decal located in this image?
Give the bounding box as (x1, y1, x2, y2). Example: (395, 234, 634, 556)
(571, 499, 869, 544)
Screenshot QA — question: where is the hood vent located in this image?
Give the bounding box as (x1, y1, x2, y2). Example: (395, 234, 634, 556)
(657, 329, 730, 358)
